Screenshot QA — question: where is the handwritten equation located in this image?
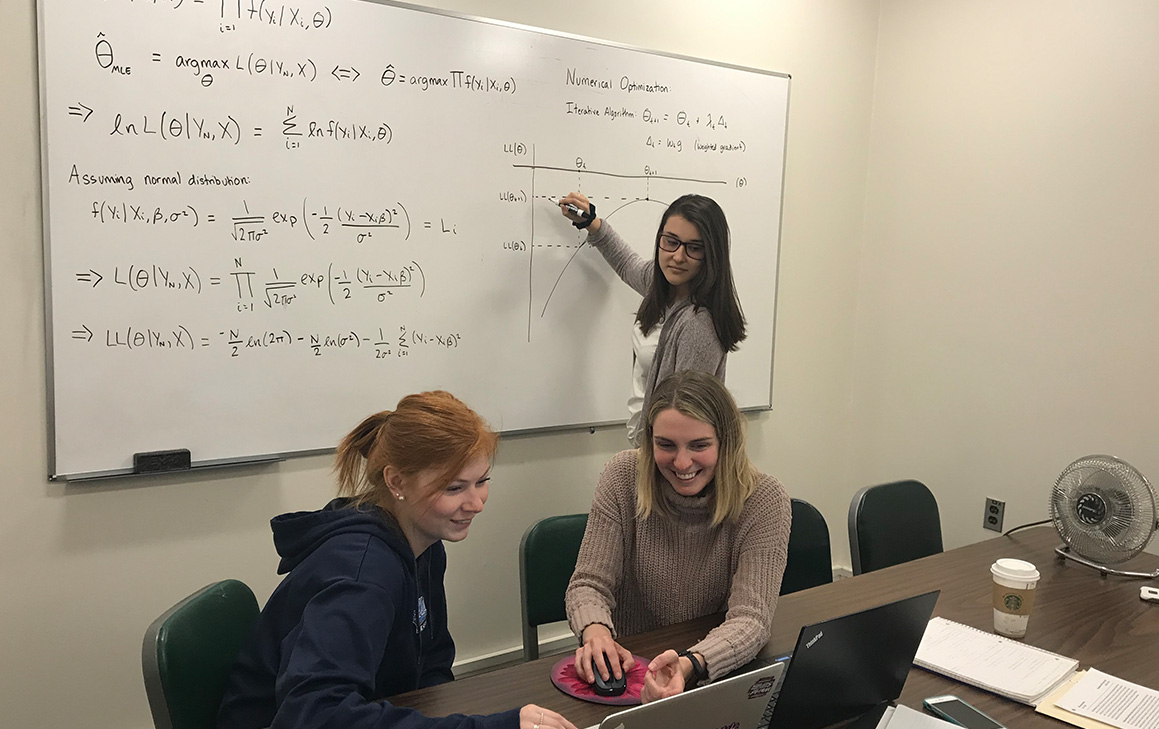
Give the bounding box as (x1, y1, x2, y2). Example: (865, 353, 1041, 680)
(110, 0, 334, 33)
(76, 195, 461, 244)
(72, 259, 427, 308)
(69, 323, 462, 359)
(230, 260, 426, 308)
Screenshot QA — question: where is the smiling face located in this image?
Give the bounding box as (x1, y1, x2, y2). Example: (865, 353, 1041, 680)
(656, 214, 705, 299)
(651, 407, 719, 497)
(389, 455, 491, 555)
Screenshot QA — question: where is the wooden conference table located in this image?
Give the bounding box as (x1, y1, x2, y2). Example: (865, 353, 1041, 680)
(393, 527, 1159, 728)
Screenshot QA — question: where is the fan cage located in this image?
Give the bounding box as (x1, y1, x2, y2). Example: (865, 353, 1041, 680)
(1050, 455, 1157, 564)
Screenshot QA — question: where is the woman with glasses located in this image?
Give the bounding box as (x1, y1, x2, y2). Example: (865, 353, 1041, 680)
(558, 192, 745, 445)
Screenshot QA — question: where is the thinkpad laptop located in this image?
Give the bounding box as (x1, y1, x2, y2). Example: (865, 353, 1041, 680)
(584, 660, 785, 729)
(759, 590, 941, 729)
(584, 591, 938, 729)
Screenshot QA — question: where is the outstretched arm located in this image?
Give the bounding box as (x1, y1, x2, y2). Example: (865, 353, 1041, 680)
(558, 192, 652, 296)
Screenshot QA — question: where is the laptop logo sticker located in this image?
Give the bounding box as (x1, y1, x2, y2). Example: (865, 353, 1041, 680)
(805, 630, 823, 649)
(747, 676, 776, 698)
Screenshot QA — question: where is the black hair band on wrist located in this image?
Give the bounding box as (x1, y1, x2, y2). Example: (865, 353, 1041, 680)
(677, 649, 708, 688)
(572, 202, 596, 229)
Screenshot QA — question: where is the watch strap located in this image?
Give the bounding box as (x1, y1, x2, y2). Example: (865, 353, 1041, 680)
(677, 649, 707, 687)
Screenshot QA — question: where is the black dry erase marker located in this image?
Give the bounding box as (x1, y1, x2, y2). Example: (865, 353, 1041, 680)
(549, 198, 586, 217)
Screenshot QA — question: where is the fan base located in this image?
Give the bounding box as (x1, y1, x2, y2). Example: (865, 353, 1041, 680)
(1055, 546, 1159, 579)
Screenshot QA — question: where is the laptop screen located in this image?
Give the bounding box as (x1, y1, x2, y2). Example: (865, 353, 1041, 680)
(768, 590, 940, 729)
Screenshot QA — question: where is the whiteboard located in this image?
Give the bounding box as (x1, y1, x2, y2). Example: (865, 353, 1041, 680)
(37, 0, 789, 479)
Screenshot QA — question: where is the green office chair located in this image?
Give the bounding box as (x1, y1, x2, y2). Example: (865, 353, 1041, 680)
(142, 579, 260, 729)
(519, 513, 588, 661)
(848, 479, 943, 575)
(780, 498, 833, 595)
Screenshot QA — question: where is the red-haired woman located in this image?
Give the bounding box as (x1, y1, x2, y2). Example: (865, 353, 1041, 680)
(218, 391, 577, 729)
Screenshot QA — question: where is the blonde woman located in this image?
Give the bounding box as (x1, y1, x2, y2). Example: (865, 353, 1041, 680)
(218, 391, 577, 729)
(565, 371, 790, 703)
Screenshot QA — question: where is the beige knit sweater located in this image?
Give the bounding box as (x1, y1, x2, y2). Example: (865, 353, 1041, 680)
(565, 450, 791, 680)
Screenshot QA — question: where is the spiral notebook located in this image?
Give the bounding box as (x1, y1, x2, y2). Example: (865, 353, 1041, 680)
(913, 617, 1079, 705)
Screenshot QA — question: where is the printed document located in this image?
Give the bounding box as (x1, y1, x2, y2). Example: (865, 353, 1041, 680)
(1055, 669, 1159, 729)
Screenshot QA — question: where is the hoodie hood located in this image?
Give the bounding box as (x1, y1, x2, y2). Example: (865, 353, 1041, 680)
(271, 497, 413, 574)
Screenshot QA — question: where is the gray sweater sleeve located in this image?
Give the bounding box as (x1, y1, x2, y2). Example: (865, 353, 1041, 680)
(564, 452, 637, 638)
(688, 474, 791, 679)
(585, 221, 653, 296)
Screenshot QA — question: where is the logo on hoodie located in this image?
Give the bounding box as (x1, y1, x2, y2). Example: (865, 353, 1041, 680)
(414, 595, 428, 634)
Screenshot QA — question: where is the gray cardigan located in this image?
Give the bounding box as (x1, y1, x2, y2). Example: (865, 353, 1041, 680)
(587, 221, 726, 422)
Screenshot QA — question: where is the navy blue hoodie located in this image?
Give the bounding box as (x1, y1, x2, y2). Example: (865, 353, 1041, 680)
(217, 498, 519, 729)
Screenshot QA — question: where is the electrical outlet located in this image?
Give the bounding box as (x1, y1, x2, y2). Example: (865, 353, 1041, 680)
(984, 497, 1005, 532)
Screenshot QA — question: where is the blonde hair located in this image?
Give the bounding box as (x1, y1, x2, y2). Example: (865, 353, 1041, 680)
(333, 391, 497, 511)
(636, 371, 757, 526)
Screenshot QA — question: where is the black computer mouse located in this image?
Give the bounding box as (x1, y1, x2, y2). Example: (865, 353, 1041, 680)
(590, 654, 627, 696)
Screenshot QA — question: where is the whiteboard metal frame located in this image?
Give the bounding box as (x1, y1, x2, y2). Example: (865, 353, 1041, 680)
(36, 0, 61, 481)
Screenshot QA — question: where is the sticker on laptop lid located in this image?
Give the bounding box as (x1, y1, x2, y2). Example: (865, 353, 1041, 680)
(747, 676, 776, 699)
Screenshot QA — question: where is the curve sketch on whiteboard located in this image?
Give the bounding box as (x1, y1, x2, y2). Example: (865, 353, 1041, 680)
(538, 197, 666, 319)
(516, 152, 730, 340)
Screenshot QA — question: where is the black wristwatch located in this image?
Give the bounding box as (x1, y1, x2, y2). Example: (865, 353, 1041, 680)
(677, 650, 708, 688)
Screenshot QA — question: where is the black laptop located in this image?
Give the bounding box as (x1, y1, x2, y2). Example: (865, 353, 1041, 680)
(758, 590, 940, 729)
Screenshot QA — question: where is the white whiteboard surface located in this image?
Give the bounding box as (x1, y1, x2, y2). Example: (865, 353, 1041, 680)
(37, 0, 788, 479)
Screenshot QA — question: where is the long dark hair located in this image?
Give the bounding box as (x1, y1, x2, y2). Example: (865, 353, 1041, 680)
(636, 195, 746, 351)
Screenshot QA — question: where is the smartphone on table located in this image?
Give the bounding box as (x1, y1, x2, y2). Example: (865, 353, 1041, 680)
(922, 695, 1006, 729)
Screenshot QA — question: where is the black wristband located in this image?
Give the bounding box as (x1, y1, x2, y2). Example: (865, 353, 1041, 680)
(677, 650, 708, 687)
(572, 202, 596, 229)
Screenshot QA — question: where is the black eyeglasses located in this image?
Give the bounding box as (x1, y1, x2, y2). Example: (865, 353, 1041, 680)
(658, 233, 706, 260)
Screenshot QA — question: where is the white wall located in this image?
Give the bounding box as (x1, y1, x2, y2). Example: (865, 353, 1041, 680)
(1, 1, 875, 727)
(853, 0, 1159, 552)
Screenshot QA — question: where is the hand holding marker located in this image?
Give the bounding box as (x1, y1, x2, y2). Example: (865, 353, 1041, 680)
(552, 197, 597, 229)
(551, 198, 585, 216)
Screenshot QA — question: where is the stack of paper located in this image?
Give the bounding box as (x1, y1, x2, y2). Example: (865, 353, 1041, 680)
(1037, 669, 1159, 729)
(913, 617, 1079, 705)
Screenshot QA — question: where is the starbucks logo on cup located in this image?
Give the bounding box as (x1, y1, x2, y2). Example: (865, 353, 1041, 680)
(1003, 593, 1023, 611)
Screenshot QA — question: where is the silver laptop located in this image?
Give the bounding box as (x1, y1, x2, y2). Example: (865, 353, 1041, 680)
(584, 661, 785, 729)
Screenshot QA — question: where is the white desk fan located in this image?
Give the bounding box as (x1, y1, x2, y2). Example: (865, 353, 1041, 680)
(1051, 455, 1159, 578)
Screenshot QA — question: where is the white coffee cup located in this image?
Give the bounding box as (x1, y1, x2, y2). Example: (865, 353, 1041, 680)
(991, 558, 1040, 638)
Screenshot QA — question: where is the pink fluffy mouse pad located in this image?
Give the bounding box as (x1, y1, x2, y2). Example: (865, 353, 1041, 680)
(549, 653, 649, 705)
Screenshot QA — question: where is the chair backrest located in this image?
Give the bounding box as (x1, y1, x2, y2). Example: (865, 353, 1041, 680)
(518, 513, 588, 661)
(780, 498, 833, 595)
(142, 579, 260, 729)
(848, 479, 943, 575)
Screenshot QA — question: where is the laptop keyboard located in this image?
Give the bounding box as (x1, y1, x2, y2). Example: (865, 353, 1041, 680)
(754, 653, 791, 729)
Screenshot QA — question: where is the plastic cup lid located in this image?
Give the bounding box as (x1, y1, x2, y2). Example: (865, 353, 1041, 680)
(991, 558, 1040, 582)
